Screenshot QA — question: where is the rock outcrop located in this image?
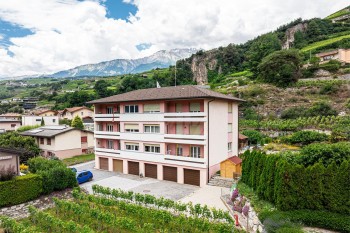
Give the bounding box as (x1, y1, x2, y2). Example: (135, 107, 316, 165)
(282, 23, 308, 49)
(190, 50, 219, 85)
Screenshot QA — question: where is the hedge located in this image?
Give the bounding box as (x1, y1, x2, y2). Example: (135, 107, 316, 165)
(260, 210, 350, 233)
(28, 157, 77, 194)
(241, 150, 350, 215)
(0, 174, 42, 207)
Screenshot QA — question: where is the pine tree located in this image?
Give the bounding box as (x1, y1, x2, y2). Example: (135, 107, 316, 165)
(40, 117, 45, 126)
(71, 116, 84, 130)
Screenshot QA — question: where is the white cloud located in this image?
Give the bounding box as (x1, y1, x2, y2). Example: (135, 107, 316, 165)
(0, 0, 348, 77)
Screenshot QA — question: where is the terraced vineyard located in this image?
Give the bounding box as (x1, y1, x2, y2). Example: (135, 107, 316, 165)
(0, 187, 240, 233)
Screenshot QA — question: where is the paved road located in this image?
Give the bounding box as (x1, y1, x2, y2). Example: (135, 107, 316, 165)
(72, 161, 199, 201)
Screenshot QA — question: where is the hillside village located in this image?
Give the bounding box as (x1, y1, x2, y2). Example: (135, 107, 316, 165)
(0, 4, 349, 233)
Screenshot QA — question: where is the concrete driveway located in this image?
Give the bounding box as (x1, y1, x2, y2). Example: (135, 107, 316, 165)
(73, 161, 199, 201)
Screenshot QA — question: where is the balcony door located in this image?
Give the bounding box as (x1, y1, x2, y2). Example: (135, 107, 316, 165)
(190, 123, 201, 135)
(176, 123, 183, 134)
(107, 140, 114, 149)
(190, 146, 201, 158)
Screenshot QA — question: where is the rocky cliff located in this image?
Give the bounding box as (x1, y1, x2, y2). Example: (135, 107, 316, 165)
(282, 23, 308, 49)
(189, 50, 219, 85)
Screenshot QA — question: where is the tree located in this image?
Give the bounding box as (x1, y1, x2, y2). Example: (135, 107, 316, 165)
(71, 116, 84, 130)
(94, 80, 113, 98)
(258, 49, 302, 87)
(0, 132, 41, 163)
(40, 117, 45, 126)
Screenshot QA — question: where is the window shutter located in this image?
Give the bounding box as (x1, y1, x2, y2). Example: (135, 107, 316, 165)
(176, 103, 182, 112)
(125, 124, 139, 130)
(190, 103, 200, 112)
(144, 104, 160, 112)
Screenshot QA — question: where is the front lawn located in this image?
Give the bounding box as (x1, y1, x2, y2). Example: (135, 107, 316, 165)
(62, 153, 95, 166)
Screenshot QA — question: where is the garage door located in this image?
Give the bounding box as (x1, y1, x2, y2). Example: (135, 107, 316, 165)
(145, 163, 157, 179)
(184, 169, 200, 186)
(113, 159, 123, 173)
(128, 161, 139, 175)
(163, 166, 177, 182)
(99, 157, 108, 170)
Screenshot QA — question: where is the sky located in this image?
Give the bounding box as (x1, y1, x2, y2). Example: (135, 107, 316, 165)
(0, 0, 348, 77)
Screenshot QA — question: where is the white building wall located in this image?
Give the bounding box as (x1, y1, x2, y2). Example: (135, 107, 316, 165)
(22, 116, 59, 126)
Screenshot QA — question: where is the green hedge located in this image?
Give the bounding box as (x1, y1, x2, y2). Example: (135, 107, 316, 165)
(241, 150, 350, 215)
(281, 131, 328, 145)
(260, 210, 350, 233)
(28, 157, 77, 194)
(0, 174, 42, 207)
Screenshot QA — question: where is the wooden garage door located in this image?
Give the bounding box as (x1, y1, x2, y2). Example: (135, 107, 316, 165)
(99, 157, 108, 170)
(128, 161, 139, 176)
(163, 166, 177, 182)
(145, 163, 157, 179)
(113, 159, 123, 173)
(184, 169, 200, 186)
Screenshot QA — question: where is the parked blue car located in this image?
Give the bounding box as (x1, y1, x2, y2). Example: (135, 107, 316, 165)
(76, 170, 93, 184)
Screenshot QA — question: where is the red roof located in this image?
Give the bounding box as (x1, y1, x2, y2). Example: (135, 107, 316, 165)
(227, 156, 242, 165)
(239, 133, 248, 140)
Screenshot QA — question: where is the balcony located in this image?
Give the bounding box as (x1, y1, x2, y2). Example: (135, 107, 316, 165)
(119, 132, 164, 142)
(94, 113, 120, 121)
(94, 131, 120, 139)
(164, 154, 205, 164)
(95, 147, 120, 154)
(163, 112, 206, 122)
(164, 134, 206, 144)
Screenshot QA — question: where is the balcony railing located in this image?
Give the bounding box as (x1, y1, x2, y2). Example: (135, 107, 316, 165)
(164, 152, 205, 163)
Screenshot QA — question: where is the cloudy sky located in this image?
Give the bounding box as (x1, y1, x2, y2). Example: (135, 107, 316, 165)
(0, 0, 348, 77)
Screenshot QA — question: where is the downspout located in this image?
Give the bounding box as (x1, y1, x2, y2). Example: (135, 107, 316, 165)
(207, 98, 215, 183)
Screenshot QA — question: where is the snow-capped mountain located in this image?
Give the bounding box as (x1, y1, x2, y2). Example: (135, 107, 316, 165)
(49, 48, 198, 78)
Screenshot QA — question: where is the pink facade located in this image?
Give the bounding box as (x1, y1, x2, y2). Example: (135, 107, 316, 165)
(94, 97, 240, 187)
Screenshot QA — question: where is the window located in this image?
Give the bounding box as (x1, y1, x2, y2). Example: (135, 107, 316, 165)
(175, 103, 182, 113)
(190, 123, 201, 135)
(228, 103, 232, 113)
(36, 119, 41, 122)
(144, 125, 160, 133)
(125, 105, 139, 113)
(144, 104, 160, 113)
(81, 136, 87, 143)
(53, 119, 56, 123)
(144, 144, 160, 153)
(47, 138, 51, 145)
(107, 107, 114, 114)
(176, 145, 183, 156)
(190, 146, 201, 158)
(107, 124, 114, 132)
(81, 112, 84, 116)
(10, 124, 16, 128)
(228, 123, 232, 133)
(190, 102, 200, 112)
(125, 124, 139, 132)
(40, 138, 44, 144)
(97, 124, 102, 131)
(125, 143, 139, 151)
(107, 140, 114, 149)
(228, 142, 232, 151)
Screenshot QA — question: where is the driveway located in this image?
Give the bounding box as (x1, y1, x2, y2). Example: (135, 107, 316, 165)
(73, 161, 199, 201)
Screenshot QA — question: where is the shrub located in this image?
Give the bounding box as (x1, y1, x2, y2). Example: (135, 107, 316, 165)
(28, 157, 77, 194)
(319, 59, 341, 72)
(281, 131, 328, 145)
(0, 165, 16, 181)
(0, 174, 42, 207)
(16, 125, 40, 133)
(242, 130, 265, 145)
(260, 210, 350, 233)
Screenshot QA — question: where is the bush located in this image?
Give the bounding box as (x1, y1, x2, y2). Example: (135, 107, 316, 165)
(319, 59, 341, 72)
(0, 165, 16, 181)
(16, 125, 40, 133)
(242, 130, 265, 145)
(260, 210, 350, 233)
(281, 102, 337, 119)
(281, 131, 328, 145)
(28, 157, 77, 194)
(241, 150, 350, 215)
(0, 174, 42, 207)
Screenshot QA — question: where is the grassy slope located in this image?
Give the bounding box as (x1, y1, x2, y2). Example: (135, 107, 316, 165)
(326, 6, 350, 20)
(301, 34, 350, 52)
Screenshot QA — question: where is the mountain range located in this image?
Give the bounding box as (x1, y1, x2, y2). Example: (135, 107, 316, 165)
(46, 48, 198, 78)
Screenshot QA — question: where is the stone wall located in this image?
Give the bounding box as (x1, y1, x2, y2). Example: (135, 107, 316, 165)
(0, 189, 73, 219)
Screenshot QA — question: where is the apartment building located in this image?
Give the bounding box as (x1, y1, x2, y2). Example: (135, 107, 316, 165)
(88, 85, 243, 186)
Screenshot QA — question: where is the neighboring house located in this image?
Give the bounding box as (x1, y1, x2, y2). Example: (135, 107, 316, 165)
(37, 109, 58, 117)
(22, 116, 59, 126)
(88, 85, 243, 187)
(21, 125, 94, 159)
(61, 107, 93, 120)
(82, 116, 94, 132)
(0, 119, 21, 132)
(0, 147, 21, 175)
(316, 49, 350, 64)
(220, 156, 242, 179)
(23, 97, 39, 110)
(0, 113, 21, 120)
(238, 133, 249, 151)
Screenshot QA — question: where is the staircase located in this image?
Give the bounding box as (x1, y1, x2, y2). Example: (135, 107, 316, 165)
(208, 175, 234, 188)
